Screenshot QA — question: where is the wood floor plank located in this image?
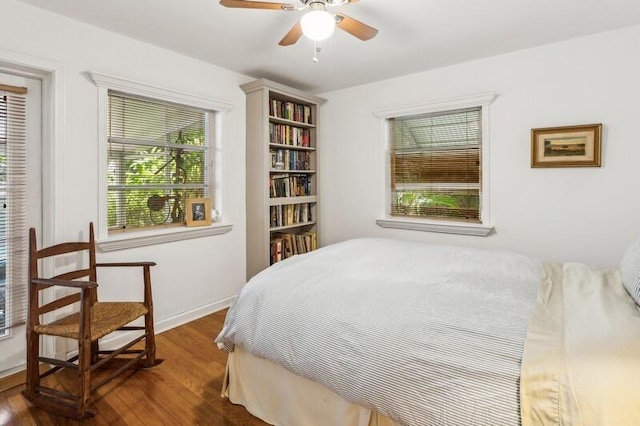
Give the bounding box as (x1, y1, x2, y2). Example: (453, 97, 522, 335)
(0, 309, 268, 425)
(4, 388, 40, 425)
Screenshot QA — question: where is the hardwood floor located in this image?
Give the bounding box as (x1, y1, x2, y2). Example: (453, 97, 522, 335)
(0, 309, 269, 425)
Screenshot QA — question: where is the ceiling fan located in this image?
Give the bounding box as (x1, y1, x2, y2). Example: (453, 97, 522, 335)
(219, 0, 378, 46)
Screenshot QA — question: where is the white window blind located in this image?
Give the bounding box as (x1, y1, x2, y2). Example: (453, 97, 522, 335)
(390, 107, 482, 222)
(107, 91, 213, 232)
(0, 85, 28, 334)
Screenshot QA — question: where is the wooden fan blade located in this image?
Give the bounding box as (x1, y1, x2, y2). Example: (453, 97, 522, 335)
(335, 13, 378, 41)
(279, 21, 303, 46)
(219, 0, 290, 10)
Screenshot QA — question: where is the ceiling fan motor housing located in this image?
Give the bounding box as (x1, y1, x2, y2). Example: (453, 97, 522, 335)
(299, 0, 351, 7)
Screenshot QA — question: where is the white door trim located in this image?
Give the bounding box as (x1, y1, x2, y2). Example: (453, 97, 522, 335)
(0, 50, 64, 377)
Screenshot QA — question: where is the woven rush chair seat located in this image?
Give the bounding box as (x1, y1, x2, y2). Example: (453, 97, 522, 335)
(22, 223, 161, 420)
(34, 301, 148, 340)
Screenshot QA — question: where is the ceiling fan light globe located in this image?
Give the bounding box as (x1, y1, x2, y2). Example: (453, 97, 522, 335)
(301, 10, 335, 41)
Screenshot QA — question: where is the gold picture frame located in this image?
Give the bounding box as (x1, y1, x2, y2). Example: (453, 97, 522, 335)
(531, 123, 602, 168)
(185, 197, 211, 227)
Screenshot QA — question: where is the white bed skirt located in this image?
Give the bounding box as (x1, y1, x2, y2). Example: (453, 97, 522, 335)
(222, 345, 401, 426)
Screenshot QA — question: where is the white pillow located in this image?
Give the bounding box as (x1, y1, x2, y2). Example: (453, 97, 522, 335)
(619, 237, 640, 305)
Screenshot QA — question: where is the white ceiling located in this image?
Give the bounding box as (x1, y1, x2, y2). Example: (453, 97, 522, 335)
(16, 0, 640, 93)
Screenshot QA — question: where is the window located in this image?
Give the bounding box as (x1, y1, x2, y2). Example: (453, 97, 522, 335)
(390, 107, 482, 222)
(107, 91, 212, 232)
(0, 85, 28, 335)
(0, 93, 7, 335)
(375, 94, 495, 236)
(90, 72, 233, 250)
(0, 93, 6, 334)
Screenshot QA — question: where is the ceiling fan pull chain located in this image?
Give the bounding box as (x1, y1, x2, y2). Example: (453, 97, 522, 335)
(313, 40, 320, 62)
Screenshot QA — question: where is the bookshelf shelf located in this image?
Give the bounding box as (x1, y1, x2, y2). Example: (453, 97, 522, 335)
(269, 221, 317, 232)
(241, 78, 327, 280)
(269, 116, 316, 129)
(268, 195, 317, 206)
(269, 169, 317, 174)
(269, 143, 316, 152)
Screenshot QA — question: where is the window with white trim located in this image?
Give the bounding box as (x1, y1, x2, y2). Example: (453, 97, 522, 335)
(90, 72, 234, 249)
(107, 91, 213, 232)
(375, 94, 495, 236)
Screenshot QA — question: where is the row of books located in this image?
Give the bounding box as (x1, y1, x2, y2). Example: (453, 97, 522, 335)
(270, 149, 311, 171)
(270, 231, 318, 264)
(270, 203, 313, 228)
(269, 99, 312, 124)
(270, 174, 312, 198)
(269, 123, 311, 147)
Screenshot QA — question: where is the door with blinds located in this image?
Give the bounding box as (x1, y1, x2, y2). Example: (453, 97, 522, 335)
(0, 72, 42, 375)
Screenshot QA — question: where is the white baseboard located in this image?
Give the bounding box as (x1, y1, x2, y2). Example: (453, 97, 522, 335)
(155, 296, 236, 334)
(0, 362, 26, 380)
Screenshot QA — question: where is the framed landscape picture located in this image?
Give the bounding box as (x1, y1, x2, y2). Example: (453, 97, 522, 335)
(186, 197, 211, 227)
(531, 123, 602, 168)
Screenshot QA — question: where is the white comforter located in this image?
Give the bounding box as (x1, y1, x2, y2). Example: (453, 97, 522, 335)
(216, 238, 542, 425)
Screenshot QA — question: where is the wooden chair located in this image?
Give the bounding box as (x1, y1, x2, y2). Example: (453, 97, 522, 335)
(22, 223, 161, 419)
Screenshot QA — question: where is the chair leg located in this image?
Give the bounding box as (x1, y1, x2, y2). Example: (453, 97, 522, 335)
(142, 264, 160, 368)
(144, 310, 157, 367)
(77, 334, 92, 418)
(22, 330, 40, 400)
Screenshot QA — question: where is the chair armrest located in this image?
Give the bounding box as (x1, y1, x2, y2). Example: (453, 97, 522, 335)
(32, 278, 98, 289)
(95, 261, 157, 268)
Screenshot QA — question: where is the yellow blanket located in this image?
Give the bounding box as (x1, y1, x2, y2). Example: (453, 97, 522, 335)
(521, 262, 640, 425)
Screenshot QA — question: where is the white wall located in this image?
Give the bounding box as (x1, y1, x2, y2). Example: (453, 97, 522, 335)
(318, 25, 640, 268)
(0, 1, 252, 329)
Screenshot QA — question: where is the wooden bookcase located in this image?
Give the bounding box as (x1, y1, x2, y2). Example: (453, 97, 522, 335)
(241, 79, 327, 280)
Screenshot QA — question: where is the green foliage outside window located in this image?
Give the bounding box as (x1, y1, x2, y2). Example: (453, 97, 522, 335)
(393, 190, 480, 220)
(107, 129, 207, 230)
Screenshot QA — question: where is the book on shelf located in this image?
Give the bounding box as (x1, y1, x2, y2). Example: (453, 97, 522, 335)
(270, 149, 311, 171)
(270, 237, 284, 264)
(269, 203, 313, 228)
(269, 123, 311, 147)
(287, 204, 294, 225)
(269, 174, 312, 198)
(269, 100, 312, 124)
(280, 233, 294, 258)
(270, 231, 317, 265)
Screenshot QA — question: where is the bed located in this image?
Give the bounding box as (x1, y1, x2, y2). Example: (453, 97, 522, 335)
(215, 237, 640, 425)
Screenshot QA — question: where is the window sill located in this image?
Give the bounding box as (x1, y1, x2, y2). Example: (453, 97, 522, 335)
(97, 222, 233, 252)
(376, 218, 493, 237)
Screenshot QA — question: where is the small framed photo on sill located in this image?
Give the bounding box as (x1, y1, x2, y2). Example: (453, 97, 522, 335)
(186, 197, 211, 227)
(531, 123, 602, 168)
